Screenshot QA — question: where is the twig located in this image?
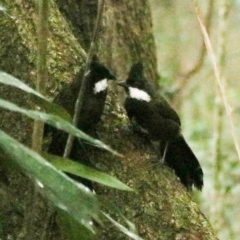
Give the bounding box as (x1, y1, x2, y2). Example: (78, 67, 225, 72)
(63, 0, 106, 158)
(211, 0, 231, 233)
(173, 0, 214, 107)
(32, 0, 48, 150)
(183, 0, 214, 79)
(194, 1, 240, 160)
(22, 1, 49, 239)
(213, 0, 230, 189)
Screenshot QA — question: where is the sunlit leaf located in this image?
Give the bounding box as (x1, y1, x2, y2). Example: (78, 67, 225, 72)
(42, 152, 133, 191)
(0, 130, 99, 232)
(102, 212, 142, 240)
(0, 71, 71, 122)
(100, 197, 139, 238)
(0, 71, 45, 99)
(0, 98, 121, 156)
(0, 5, 11, 18)
(0, 6, 7, 12)
(58, 209, 94, 240)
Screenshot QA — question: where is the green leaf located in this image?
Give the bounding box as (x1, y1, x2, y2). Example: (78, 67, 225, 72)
(0, 98, 121, 156)
(102, 212, 142, 240)
(0, 71, 45, 99)
(57, 209, 94, 240)
(100, 197, 140, 238)
(42, 152, 133, 191)
(32, 95, 72, 122)
(0, 130, 99, 232)
(0, 71, 71, 122)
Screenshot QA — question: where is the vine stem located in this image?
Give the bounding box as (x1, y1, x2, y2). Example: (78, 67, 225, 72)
(64, 0, 106, 158)
(22, 1, 49, 240)
(194, 1, 240, 160)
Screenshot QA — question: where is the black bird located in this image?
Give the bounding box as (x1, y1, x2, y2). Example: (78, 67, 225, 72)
(118, 62, 203, 190)
(45, 60, 115, 181)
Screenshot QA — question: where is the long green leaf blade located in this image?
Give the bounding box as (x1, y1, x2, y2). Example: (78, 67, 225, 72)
(32, 94, 72, 122)
(0, 71, 72, 122)
(102, 212, 142, 240)
(0, 98, 121, 156)
(0, 130, 99, 232)
(43, 152, 133, 191)
(0, 71, 45, 99)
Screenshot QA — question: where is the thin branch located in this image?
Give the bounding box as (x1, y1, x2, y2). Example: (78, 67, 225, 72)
(212, 0, 231, 233)
(32, 0, 48, 151)
(23, 1, 49, 240)
(213, 0, 230, 189)
(172, 0, 214, 107)
(63, 0, 105, 158)
(194, 1, 240, 160)
(183, 0, 214, 79)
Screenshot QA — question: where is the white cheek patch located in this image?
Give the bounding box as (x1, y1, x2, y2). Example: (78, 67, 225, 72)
(94, 78, 108, 94)
(129, 87, 151, 102)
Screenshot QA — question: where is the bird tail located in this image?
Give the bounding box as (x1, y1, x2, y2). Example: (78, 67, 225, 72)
(162, 135, 203, 190)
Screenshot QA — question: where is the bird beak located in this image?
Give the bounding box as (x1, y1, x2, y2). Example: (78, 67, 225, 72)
(117, 81, 128, 88)
(108, 73, 116, 80)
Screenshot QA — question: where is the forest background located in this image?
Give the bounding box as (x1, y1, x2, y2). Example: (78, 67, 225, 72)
(150, 0, 240, 239)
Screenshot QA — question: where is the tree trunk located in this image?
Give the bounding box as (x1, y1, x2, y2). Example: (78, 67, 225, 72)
(56, 0, 159, 87)
(0, 0, 217, 239)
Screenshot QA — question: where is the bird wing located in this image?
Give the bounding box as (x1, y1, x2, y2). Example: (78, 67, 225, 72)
(153, 97, 181, 125)
(125, 97, 180, 141)
(146, 99, 181, 140)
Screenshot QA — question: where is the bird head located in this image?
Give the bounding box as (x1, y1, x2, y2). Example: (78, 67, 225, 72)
(117, 62, 152, 102)
(89, 60, 116, 94)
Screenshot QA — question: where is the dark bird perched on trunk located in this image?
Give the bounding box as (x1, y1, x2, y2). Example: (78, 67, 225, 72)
(117, 62, 203, 190)
(44, 59, 115, 186)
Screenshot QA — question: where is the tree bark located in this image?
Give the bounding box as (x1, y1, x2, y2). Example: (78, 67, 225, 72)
(56, 0, 159, 88)
(0, 0, 217, 239)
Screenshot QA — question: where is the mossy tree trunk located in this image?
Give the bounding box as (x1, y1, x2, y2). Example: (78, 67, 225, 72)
(0, 0, 217, 239)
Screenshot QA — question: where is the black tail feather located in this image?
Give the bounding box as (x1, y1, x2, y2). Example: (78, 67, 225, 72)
(162, 136, 203, 190)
